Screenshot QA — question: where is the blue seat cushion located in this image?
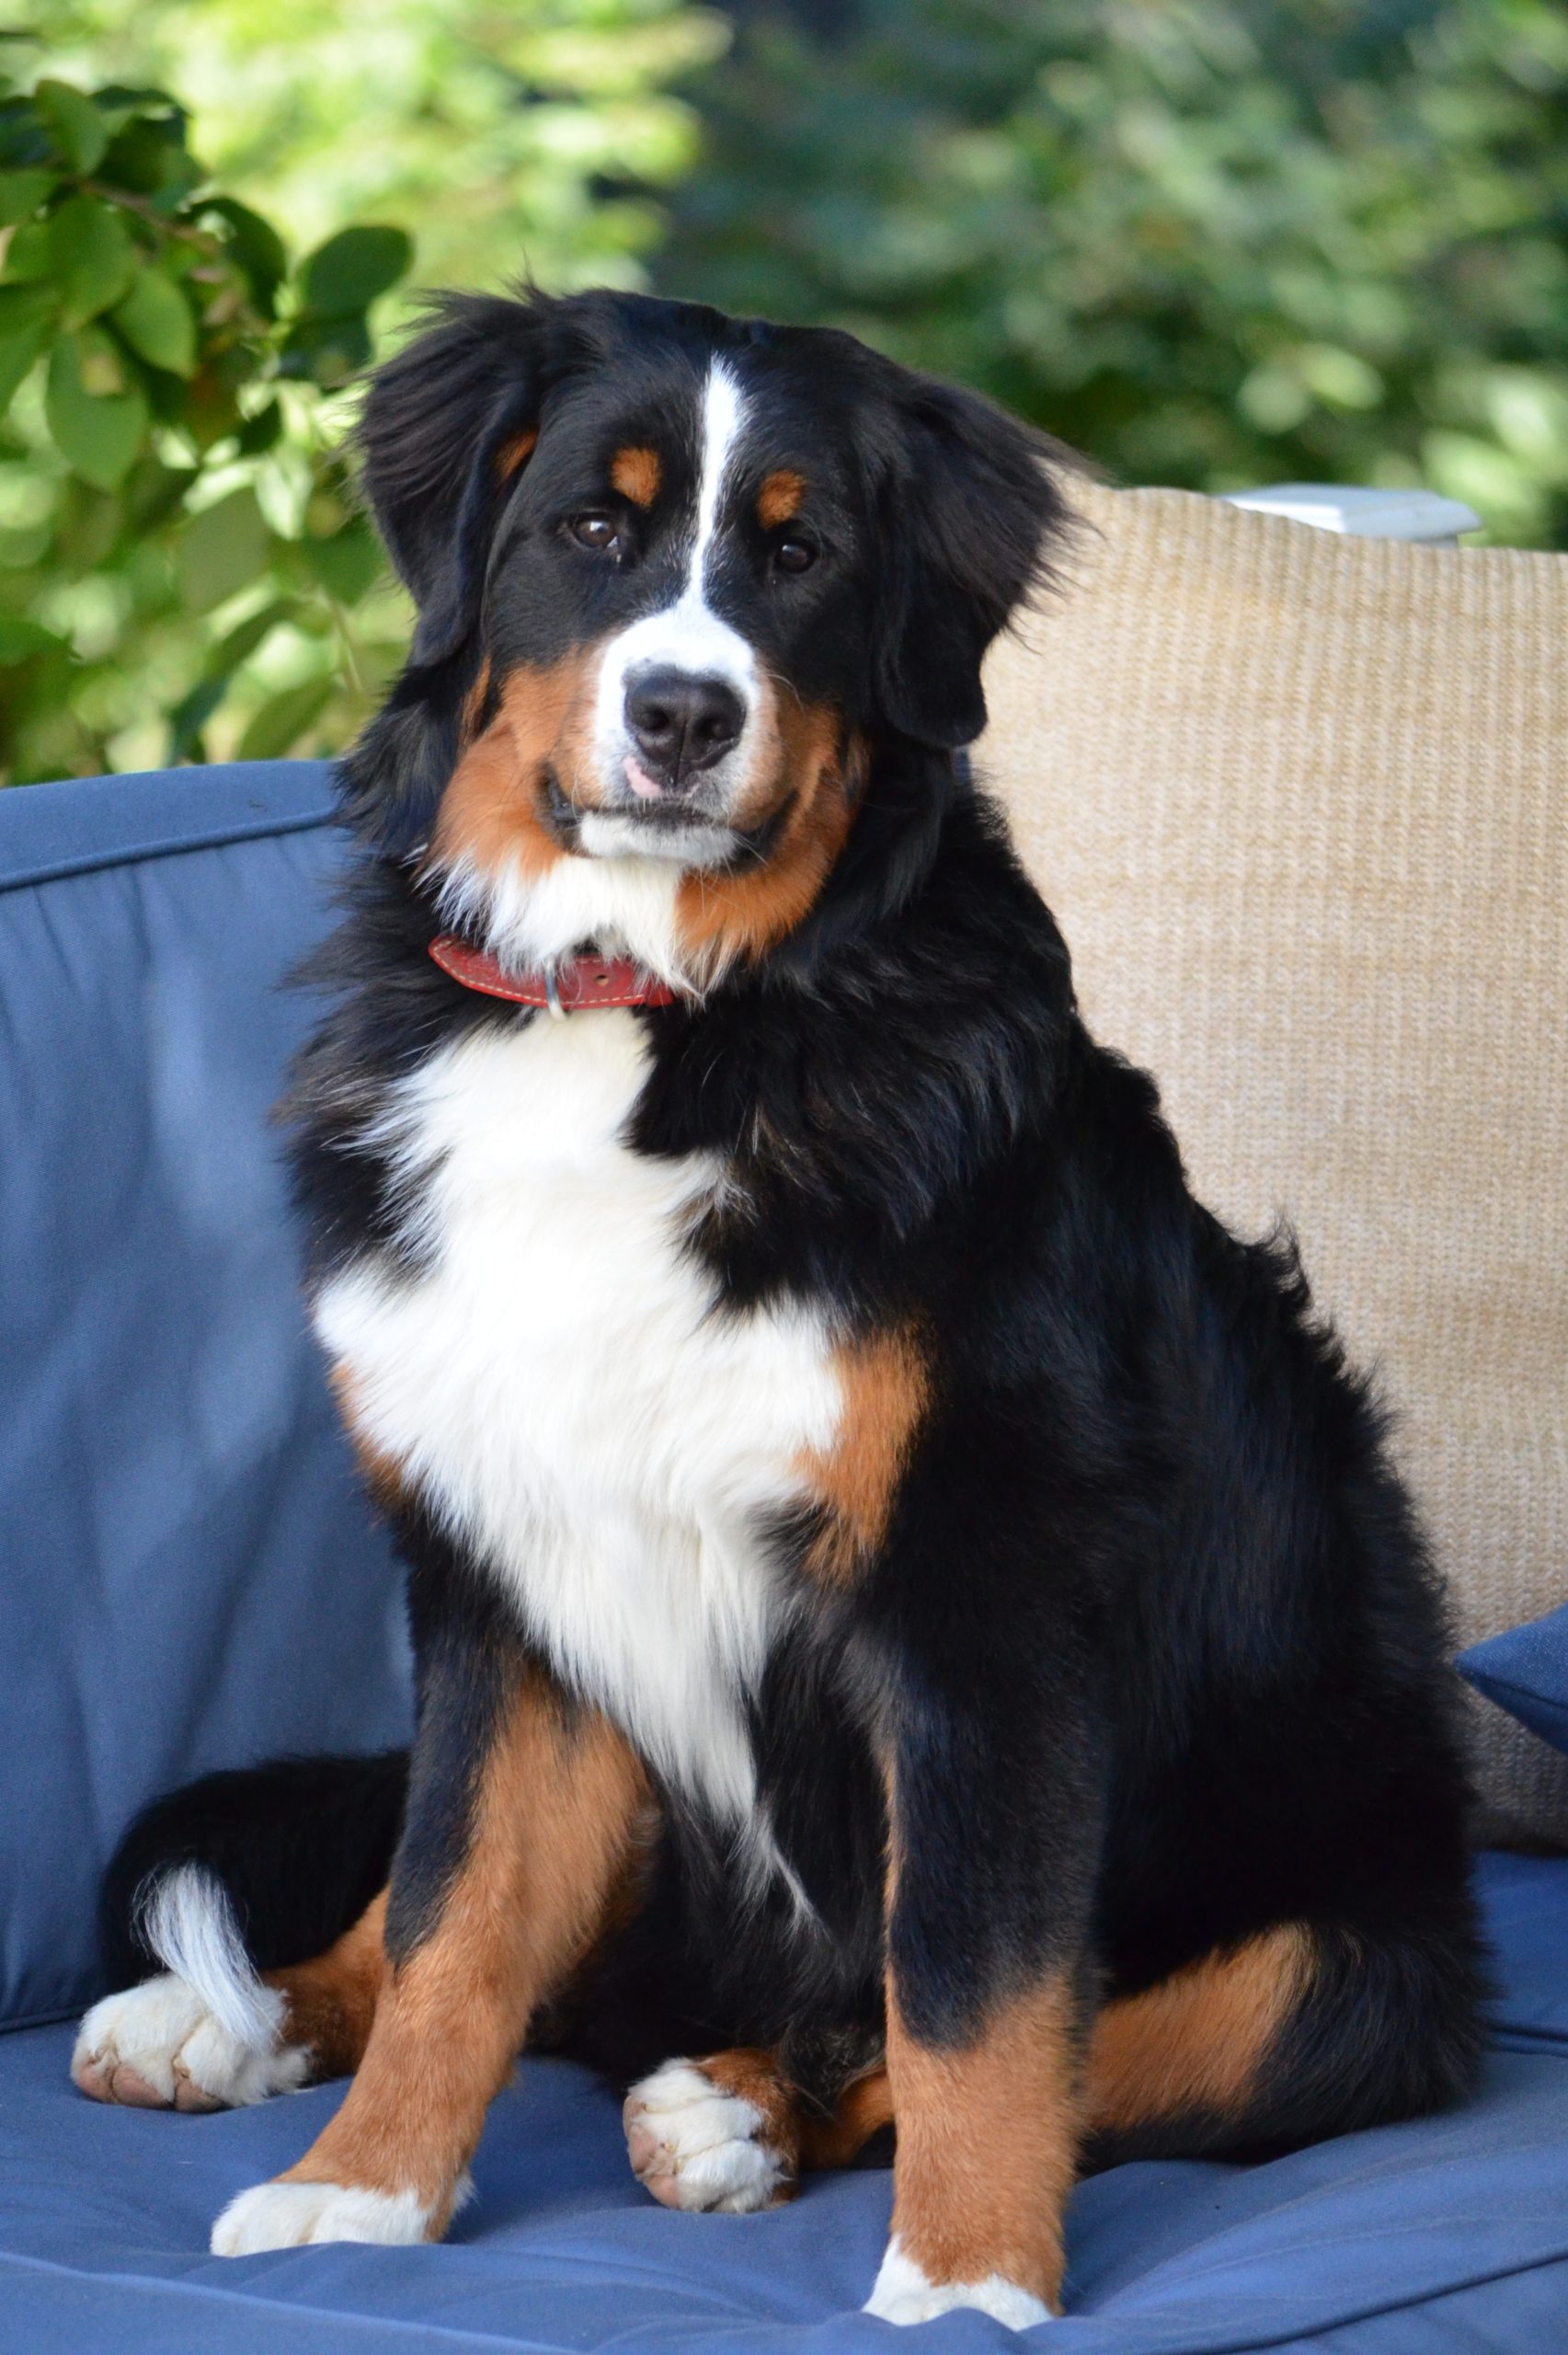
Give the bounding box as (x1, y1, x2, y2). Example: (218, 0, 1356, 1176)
(0, 763, 411, 2030)
(1459, 1603, 1568, 1758)
(2, 1854, 1565, 2352)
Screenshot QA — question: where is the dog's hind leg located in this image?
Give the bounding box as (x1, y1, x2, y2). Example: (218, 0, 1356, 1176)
(1083, 1905, 1486, 2164)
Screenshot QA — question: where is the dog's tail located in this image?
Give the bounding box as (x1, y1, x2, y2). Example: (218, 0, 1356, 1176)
(100, 1752, 409, 2016)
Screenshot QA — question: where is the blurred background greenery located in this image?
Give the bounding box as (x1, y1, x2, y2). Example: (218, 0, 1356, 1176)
(2, 0, 1564, 785)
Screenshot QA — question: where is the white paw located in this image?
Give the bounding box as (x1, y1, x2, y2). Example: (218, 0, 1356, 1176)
(71, 1975, 309, 2111)
(624, 2058, 791, 2214)
(211, 2179, 433, 2256)
(864, 2237, 1054, 2329)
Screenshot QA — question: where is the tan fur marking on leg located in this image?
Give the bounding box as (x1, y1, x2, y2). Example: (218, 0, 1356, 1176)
(276, 1679, 647, 2229)
(611, 445, 661, 507)
(757, 468, 807, 530)
(800, 1327, 929, 1584)
(494, 428, 537, 483)
(801, 2065, 893, 2170)
(886, 1975, 1079, 2315)
(263, 1891, 387, 2082)
(1086, 1924, 1313, 2133)
(674, 702, 864, 972)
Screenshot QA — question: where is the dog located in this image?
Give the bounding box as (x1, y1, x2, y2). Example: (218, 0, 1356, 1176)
(72, 287, 1485, 2326)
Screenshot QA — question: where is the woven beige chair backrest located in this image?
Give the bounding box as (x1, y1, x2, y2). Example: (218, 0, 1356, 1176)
(980, 478, 1568, 1839)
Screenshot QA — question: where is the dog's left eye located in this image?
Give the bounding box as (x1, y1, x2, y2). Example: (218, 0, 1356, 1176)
(774, 539, 817, 575)
(569, 514, 624, 557)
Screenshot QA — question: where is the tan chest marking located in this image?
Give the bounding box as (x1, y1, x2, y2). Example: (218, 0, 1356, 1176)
(799, 1326, 929, 1584)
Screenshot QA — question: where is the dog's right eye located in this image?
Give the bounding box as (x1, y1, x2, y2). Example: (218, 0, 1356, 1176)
(568, 514, 624, 557)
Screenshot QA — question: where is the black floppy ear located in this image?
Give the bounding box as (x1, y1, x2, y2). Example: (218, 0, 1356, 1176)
(873, 378, 1073, 749)
(359, 290, 555, 666)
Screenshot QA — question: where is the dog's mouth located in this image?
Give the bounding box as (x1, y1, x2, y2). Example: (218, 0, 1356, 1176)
(544, 766, 784, 870)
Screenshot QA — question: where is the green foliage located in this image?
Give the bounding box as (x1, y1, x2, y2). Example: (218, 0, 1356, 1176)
(0, 2, 728, 785)
(28, 0, 727, 294)
(658, 0, 1568, 546)
(4, 3, 1563, 787)
(0, 63, 417, 784)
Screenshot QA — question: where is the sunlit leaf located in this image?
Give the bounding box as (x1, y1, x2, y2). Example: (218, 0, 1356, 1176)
(48, 193, 137, 327)
(0, 167, 53, 227)
(112, 266, 196, 375)
(0, 613, 67, 662)
(32, 80, 109, 176)
(235, 673, 333, 761)
(44, 331, 147, 489)
(300, 515, 382, 605)
(177, 485, 272, 613)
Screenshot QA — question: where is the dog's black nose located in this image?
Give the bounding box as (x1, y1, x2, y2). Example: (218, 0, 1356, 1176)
(624, 668, 745, 787)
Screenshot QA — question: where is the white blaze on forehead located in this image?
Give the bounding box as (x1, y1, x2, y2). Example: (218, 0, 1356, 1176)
(590, 361, 758, 791)
(690, 362, 744, 594)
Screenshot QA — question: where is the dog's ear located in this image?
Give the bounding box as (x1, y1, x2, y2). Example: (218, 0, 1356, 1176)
(359, 291, 555, 666)
(873, 377, 1073, 749)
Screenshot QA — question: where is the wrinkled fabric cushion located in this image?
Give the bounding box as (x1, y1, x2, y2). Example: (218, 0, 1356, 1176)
(0, 764, 410, 2030)
(980, 487, 1568, 1841)
(0, 1855, 1563, 2352)
(1460, 1605, 1568, 1759)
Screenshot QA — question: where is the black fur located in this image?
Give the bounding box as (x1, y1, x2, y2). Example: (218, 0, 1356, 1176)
(103, 288, 1487, 2177)
(101, 1752, 406, 1988)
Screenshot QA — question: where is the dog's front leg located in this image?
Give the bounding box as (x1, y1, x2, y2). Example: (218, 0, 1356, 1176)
(862, 1599, 1103, 2328)
(211, 1607, 647, 2256)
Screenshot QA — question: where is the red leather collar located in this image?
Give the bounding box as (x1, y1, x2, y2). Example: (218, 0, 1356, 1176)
(429, 933, 677, 1013)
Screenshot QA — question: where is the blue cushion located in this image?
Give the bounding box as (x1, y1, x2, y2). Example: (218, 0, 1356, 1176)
(0, 1854, 1563, 2351)
(0, 764, 412, 2031)
(1459, 1604, 1568, 1758)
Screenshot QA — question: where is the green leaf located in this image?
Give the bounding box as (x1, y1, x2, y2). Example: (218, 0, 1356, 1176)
(0, 96, 52, 175)
(44, 331, 147, 489)
(235, 398, 282, 454)
(0, 308, 49, 416)
(0, 612, 66, 663)
(48, 193, 137, 327)
(33, 80, 109, 176)
(200, 197, 287, 312)
(178, 485, 272, 613)
(112, 265, 195, 375)
(2, 217, 51, 283)
(300, 514, 382, 604)
(235, 673, 333, 761)
(0, 279, 58, 374)
(278, 311, 372, 387)
(99, 115, 200, 209)
(0, 167, 53, 227)
(166, 594, 295, 756)
(298, 224, 411, 316)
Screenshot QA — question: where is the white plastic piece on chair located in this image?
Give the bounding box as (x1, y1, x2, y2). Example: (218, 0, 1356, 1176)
(1223, 485, 1482, 546)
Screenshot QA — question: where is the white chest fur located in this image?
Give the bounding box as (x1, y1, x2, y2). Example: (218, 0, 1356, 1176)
(314, 1012, 841, 1836)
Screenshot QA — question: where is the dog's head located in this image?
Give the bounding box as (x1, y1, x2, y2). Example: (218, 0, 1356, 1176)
(353, 289, 1072, 981)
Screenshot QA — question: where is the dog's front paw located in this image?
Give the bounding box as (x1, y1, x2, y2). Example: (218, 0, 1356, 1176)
(624, 2058, 794, 2213)
(72, 1976, 308, 2112)
(864, 2237, 1054, 2329)
(211, 2179, 434, 2255)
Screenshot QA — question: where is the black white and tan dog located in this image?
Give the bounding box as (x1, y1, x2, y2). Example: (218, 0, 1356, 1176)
(73, 289, 1485, 2326)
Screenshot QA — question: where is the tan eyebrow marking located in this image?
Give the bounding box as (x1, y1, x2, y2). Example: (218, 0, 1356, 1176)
(758, 468, 807, 530)
(610, 445, 662, 508)
(494, 429, 538, 483)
